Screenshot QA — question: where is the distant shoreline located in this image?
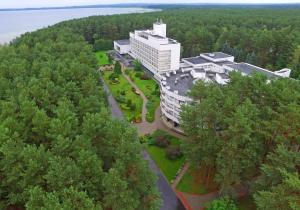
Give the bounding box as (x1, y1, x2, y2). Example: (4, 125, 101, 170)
(1, 3, 300, 12)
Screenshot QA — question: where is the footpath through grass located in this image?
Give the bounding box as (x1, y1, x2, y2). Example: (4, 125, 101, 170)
(96, 51, 111, 65)
(126, 70, 160, 122)
(145, 130, 185, 182)
(102, 71, 143, 122)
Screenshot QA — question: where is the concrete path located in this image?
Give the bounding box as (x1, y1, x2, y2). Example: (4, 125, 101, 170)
(101, 75, 186, 210)
(172, 163, 190, 188)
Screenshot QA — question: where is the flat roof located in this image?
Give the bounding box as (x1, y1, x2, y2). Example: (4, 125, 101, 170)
(227, 63, 277, 78)
(115, 39, 130, 45)
(216, 60, 236, 66)
(183, 56, 210, 65)
(163, 71, 195, 96)
(202, 52, 233, 59)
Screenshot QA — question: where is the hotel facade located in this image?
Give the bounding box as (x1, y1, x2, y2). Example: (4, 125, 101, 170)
(114, 21, 291, 133)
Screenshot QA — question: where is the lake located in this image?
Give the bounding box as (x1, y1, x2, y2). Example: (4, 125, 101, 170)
(0, 7, 159, 44)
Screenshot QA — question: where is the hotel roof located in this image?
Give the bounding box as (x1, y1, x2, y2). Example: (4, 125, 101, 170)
(183, 56, 210, 65)
(202, 52, 233, 59)
(226, 63, 278, 79)
(163, 71, 195, 96)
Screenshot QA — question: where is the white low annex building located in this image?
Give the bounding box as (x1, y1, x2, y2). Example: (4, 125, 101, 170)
(113, 39, 131, 55)
(114, 20, 181, 75)
(160, 52, 291, 133)
(114, 21, 291, 133)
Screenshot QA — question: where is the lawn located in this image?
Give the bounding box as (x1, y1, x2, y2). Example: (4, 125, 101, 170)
(95, 51, 111, 65)
(176, 167, 218, 195)
(126, 70, 160, 122)
(146, 130, 185, 182)
(102, 71, 143, 122)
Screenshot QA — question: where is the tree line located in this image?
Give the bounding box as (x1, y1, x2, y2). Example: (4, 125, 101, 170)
(0, 27, 160, 209)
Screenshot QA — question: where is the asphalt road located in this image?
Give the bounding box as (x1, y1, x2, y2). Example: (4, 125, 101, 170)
(101, 78, 185, 210)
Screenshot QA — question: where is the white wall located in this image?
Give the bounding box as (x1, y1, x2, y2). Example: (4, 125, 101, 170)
(114, 41, 130, 54)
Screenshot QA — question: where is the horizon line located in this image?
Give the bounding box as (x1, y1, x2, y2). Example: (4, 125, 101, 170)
(1, 2, 300, 11)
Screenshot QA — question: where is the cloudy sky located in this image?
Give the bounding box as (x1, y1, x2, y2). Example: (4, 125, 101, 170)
(1, 0, 299, 9)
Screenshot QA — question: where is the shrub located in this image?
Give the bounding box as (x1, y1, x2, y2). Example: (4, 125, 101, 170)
(154, 136, 170, 148)
(146, 113, 154, 123)
(134, 60, 142, 71)
(126, 99, 132, 107)
(115, 95, 126, 103)
(166, 145, 183, 160)
(130, 103, 136, 111)
(124, 69, 131, 75)
(205, 197, 238, 210)
(120, 90, 126, 95)
(135, 72, 142, 78)
(135, 114, 142, 123)
(114, 61, 122, 74)
(109, 72, 119, 81)
(140, 73, 150, 80)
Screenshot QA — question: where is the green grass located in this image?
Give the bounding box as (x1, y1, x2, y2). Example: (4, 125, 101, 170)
(146, 130, 185, 182)
(102, 71, 143, 121)
(127, 70, 160, 122)
(176, 169, 208, 194)
(176, 167, 218, 195)
(237, 196, 257, 210)
(96, 51, 111, 65)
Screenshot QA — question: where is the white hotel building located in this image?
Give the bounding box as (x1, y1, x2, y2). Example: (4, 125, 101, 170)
(114, 20, 181, 75)
(114, 21, 291, 133)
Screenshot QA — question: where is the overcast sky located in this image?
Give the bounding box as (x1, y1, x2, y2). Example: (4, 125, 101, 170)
(1, 0, 300, 9)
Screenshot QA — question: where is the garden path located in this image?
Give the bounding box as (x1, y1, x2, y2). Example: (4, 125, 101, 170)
(120, 66, 184, 138)
(172, 163, 190, 188)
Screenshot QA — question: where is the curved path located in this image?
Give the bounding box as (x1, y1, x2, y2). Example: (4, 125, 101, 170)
(101, 77, 185, 210)
(121, 69, 184, 138)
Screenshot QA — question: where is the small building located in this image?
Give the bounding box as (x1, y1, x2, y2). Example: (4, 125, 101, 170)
(114, 39, 130, 55)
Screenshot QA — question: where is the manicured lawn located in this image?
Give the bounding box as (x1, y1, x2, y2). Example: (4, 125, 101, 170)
(146, 130, 185, 182)
(96, 51, 111, 65)
(102, 71, 143, 122)
(176, 167, 218, 195)
(126, 70, 160, 122)
(237, 196, 257, 210)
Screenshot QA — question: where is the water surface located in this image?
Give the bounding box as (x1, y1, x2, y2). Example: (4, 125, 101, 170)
(0, 7, 158, 44)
